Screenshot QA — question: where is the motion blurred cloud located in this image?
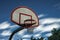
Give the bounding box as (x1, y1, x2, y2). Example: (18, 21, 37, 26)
(0, 22, 10, 29)
(38, 14, 45, 18)
(1, 30, 11, 36)
(0, 14, 60, 39)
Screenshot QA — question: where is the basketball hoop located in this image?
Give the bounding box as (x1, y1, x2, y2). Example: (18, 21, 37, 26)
(9, 6, 39, 40)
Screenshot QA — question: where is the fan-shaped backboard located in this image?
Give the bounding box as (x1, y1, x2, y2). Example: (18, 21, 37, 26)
(11, 6, 39, 28)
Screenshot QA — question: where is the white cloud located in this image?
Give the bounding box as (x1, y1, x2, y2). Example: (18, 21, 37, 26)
(0, 21, 19, 29)
(16, 14, 60, 38)
(44, 33, 52, 37)
(33, 34, 41, 38)
(34, 16, 60, 37)
(0, 22, 10, 29)
(43, 24, 59, 32)
(34, 18, 60, 33)
(22, 22, 58, 38)
(1, 30, 11, 36)
(22, 34, 32, 38)
(23, 39, 30, 40)
(0, 14, 60, 39)
(40, 18, 60, 24)
(38, 14, 45, 18)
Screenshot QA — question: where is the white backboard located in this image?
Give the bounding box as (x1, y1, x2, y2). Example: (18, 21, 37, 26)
(11, 6, 39, 28)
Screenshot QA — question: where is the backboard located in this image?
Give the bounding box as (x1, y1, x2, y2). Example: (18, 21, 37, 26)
(11, 6, 39, 28)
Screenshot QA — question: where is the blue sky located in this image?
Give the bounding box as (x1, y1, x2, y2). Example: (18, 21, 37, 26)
(0, 0, 60, 23)
(0, 0, 60, 40)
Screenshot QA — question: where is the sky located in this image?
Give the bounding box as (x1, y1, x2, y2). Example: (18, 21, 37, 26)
(0, 0, 60, 40)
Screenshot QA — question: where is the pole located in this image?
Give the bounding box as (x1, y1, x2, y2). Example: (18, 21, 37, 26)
(9, 27, 24, 40)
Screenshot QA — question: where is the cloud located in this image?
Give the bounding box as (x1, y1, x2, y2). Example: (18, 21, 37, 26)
(40, 18, 60, 24)
(15, 14, 60, 39)
(34, 16, 60, 37)
(43, 24, 59, 31)
(22, 34, 32, 38)
(0, 22, 10, 29)
(1, 30, 11, 36)
(44, 33, 52, 37)
(0, 21, 19, 30)
(34, 18, 60, 33)
(0, 14, 60, 40)
(23, 39, 30, 40)
(38, 14, 45, 18)
(33, 34, 41, 38)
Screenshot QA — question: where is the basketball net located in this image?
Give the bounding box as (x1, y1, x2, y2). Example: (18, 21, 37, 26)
(27, 28, 34, 34)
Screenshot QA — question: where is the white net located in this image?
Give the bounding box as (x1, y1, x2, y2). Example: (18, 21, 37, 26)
(27, 28, 34, 34)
